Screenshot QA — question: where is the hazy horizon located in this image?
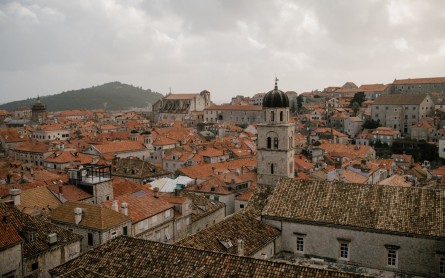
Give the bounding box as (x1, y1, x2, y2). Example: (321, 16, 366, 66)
(1, 0, 444, 104)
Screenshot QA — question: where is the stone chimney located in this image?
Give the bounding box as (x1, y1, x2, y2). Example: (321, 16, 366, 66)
(153, 187, 159, 198)
(9, 188, 21, 206)
(237, 239, 244, 256)
(121, 202, 128, 216)
(112, 200, 119, 212)
(74, 207, 82, 225)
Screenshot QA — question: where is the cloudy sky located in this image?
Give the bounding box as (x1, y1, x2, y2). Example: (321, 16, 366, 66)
(1, 0, 444, 104)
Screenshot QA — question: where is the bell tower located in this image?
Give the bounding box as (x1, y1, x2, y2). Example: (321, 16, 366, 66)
(257, 78, 295, 186)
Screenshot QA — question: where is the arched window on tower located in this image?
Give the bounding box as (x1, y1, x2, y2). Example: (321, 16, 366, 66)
(271, 163, 274, 174)
(267, 137, 272, 149)
(280, 111, 283, 121)
(274, 138, 278, 149)
(271, 111, 275, 122)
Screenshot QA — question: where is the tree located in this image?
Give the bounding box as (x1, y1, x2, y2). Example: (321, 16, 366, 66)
(296, 95, 303, 111)
(349, 92, 366, 107)
(352, 102, 360, 116)
(363, 118, 381, 129)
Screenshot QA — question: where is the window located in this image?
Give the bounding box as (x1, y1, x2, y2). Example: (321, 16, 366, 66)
(274, 138, 278, 149)
(296, 237, 304, 252)
(214, 195, 220, 201)
(440, 257, 445, 274)
(280, 111, 283, 121)
(88, 233, 93, 246)
(31, 262, 39, 271)
(239, 204, 245, 209)
(111, 231, 117, 239)
(267, 137, 272, 149)
(271, 164, 274, 174)
(340, 243, 349, 259)
(123, 226, 128, 236)
(388, 249, 397, 266)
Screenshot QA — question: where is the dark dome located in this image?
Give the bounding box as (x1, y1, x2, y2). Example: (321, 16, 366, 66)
(130, 130, 139, 134)
(32, 97, 46, 111)
(141, 130, 151, 135)
(262, 81, 289, 108)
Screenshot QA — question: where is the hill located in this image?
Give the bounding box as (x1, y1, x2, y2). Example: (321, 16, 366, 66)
(0, 82, 163, 112)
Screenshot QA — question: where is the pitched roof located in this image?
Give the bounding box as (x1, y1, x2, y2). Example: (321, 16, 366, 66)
(178, 157, 256, 179)
(164, 93, 198, 100)
(358, 84, 388, 92)
(50, 236, 370, 278)
(50, 201, 130, 230)
(0, 223, 22, 250)
(0, 203, 82, 258)
(393, 77, 445, 85)
(205, 104, 262, 111)
(263, 178, 445, 238)
(372, 94, 428, 105)
(90, 141, 146, 154)
(17, 186, 62, 215)
(179, 210, 280, 256)
(102, 189, 173, 223)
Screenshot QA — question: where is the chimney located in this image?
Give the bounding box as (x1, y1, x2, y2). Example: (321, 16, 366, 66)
(174, 188, 181, 197)
(153, 187, 159, 198)
(112, 200, 119, 212)
(74, 207, 82, 225)
(121, 202, 128, 216)
(58, 185, 63, 195)
(9, 188, 21, 206)
(47, 233, 57, 246)
(237, 239, 244, 256)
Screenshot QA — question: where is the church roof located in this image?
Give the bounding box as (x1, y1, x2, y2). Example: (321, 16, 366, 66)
(262, 79, 289, 108)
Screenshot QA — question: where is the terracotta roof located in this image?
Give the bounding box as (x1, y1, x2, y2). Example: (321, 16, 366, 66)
(164, 93, 198, 100)
(50, 236, 370, 278)
(0, 128, 29, 143)
(12, 140, 54, 153)
(205, 104, 262, 111)
(111, 158, 169, 179)
(263, 178, 445, 238)
(179, 210, 280, 256)
(103, 189, 173, 223)
(181, 192, 225, 222)
(17, 186, 62, 215)
(179, 157, 256, 179)
(51, 201, 130, 230)
(393, 77, 445, 85)
(48, 184, 93, 202)
(0, 203, 82, 259)
(0, 223, 22, 250)
(90, 141, 146, 154)
(358, 84, 388, 92)
(372, 94, 428, 105)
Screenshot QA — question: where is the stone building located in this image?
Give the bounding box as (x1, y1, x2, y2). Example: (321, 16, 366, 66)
(0, 203, 82, 278)
(257, 79, 295, 187)
(390, 77, 445, 94)
(31, 96, 47, 123)
(50, 201, 132, 252)
(152, 90, 211, 121)
(262, 178, 445, 277)
(371, 94, 434, 135)
(103, 188, 175, 242)
(67, 164, 113, 204)
(203, 104, 263, 125)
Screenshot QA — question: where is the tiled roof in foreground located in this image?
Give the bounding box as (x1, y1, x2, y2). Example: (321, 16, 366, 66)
(263, 178, 445, 238)
(51, 236, 371, 278)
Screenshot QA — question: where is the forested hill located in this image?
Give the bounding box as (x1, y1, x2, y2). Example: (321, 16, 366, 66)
(0, 82, 163, 112)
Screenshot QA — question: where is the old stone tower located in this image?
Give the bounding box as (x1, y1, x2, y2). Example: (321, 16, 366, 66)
(257, 79, 295, 186)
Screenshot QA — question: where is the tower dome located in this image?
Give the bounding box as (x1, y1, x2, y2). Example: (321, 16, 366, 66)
(32, 96, 46, 112)
(262, 78, 289, 108)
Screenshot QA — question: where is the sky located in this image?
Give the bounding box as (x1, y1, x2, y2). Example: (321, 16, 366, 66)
(0, 0, 445, 104)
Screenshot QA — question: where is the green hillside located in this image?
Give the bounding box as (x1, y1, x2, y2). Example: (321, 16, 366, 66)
(0, 82, 162, 112)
